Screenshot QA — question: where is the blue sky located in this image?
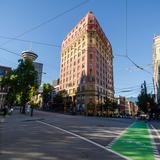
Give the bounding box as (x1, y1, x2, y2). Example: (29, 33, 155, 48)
(0, 0, 159, 97)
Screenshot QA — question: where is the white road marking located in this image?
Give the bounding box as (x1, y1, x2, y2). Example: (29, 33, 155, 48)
(106, 122, 135, 148)
(151, 124, 160, 140)
(0, 118, 5, 123)
(148, 124, 160, 160)
(37, 120, 131, 160)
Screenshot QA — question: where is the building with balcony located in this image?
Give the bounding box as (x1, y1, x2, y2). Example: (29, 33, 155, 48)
(59, 11, 114, 114)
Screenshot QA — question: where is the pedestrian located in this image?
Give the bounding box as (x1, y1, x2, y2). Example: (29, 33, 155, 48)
(26, 103, 30, 114)
(30, 105, 34, 117)
(3, 104, 8, 117)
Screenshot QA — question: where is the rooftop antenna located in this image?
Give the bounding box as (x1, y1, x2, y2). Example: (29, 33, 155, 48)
(29, 41, 32, 51)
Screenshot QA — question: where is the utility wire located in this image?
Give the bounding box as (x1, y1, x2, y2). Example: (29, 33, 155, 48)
(0, 35, 61, 48)
(0, 0, 89, 47)
(115, 83, 153, 90)
(0, 47, 20, 57)
(120, 0, 153, 76)
(126, 55, 152, 75)
(115, 85, 153, 92)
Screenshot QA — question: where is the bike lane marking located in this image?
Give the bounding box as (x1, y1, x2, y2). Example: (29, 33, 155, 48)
(37, 120, 130, 160)
(111, 121, 154, 160)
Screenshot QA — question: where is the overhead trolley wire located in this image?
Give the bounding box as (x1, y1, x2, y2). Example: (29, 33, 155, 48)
(0, 0, 89, 47)
(0, 35, 61, 48)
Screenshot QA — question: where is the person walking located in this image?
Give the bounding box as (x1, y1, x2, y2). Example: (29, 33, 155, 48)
(3, 104, 8, 117)
(26, 103, 30, 115)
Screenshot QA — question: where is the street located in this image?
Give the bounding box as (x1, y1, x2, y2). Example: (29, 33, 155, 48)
(0, 110, 135, 160)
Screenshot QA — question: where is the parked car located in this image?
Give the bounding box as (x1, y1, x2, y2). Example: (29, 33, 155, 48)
(139, 114, 147, 120)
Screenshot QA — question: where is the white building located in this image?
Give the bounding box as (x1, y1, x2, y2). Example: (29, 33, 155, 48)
(153, 35, 160, 102)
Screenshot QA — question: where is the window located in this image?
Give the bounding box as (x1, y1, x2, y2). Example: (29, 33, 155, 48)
(97, 78, 99, 84)
(89, 68, 92, 75)
(82, 70, 85, 76)
(97, 86, 99, 91)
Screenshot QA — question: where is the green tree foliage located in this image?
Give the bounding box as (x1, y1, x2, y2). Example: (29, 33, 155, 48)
(1, 71, 17, 107)
(53, 93, 63, 104)
(137, 92, 156, 113)
(42, 83, 52, 107)
(1, 58, 38, 113)
(15, 59, 38, 113)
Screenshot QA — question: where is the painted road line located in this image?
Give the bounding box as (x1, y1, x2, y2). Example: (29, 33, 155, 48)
(37, 120, 130, 160)
(0, 118, 5, 123)
(111, 122, 154, 160)
(106, 122, 136, 149)
(149, 124, 160, 160)
(151, 124, 160, 140)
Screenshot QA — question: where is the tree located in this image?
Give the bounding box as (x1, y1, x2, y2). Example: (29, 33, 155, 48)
(103, 97, 112, 116)
(1, 58, 38, 113)
(1, 71, 17, 107)
(137, 81, 156, 115)
(15, 59, 38, 113)
(42, 83, 53, 109)
(137, 93, 155, 113)
(53, 93, 63, 104)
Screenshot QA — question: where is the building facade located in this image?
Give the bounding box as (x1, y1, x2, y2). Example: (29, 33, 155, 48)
(116, 96, 138, 116)
(59, 11, 114, 114)
(53, 79, 60, 93)
(33, 62, 43, 85)
(153, 35, 160, 102)
(126, 101, 138, 116)
(0, 65, 12, 109)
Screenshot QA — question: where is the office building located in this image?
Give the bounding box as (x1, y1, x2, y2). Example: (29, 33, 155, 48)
(59, 11, 114, 113)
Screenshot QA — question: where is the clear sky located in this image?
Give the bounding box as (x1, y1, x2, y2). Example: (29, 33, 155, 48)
(0, 0, 160, 97)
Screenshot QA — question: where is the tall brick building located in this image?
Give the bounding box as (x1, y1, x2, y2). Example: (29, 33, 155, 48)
(59, 11, 114, 113)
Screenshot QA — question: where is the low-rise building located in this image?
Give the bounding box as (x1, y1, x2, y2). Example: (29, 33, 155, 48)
(116, 96, 126, 115)
(127, 101, 138, 116)
(116, 96, 138, 116)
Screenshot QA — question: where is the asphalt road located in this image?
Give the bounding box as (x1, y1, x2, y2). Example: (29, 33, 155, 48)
(0, 110, 135, 160)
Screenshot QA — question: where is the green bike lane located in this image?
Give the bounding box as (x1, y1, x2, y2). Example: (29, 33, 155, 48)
(111, 121, 155, 160)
